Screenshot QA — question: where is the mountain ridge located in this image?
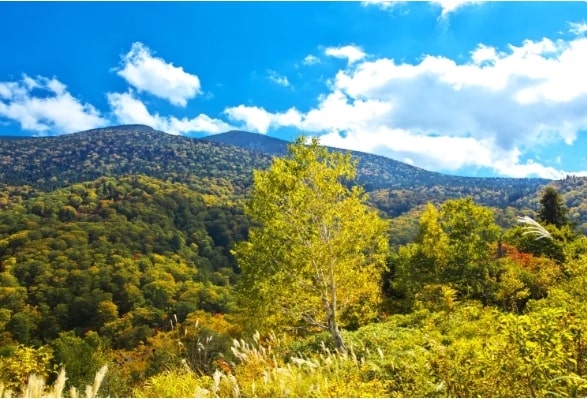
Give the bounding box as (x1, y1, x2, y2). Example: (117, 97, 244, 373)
(201, 129, 551, 194)
(0, 124, 553, 220)
(203, 130, 542, 183)
(1, 124, 550, 184)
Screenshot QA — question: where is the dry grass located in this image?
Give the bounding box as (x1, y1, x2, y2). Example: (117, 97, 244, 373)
(0, 365, 107, 398)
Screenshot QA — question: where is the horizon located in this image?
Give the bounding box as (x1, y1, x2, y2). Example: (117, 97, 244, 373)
(1, 2, 587, 179)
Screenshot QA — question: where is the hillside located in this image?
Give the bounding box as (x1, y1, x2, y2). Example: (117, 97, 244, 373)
(0, 125, 552, 216)
(0, 174, 248, 340)
(203, 130, 290, 156)
(0, 125, 272, 197)
(204, 130, 559, 221)
(204, 130, 550, 195)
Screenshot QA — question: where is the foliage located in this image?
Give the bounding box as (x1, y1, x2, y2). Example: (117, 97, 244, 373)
(0, 175, 242, 346)
(133, 367, 212, 398)
(49, 331, 109, 393)
(539, 186, 570, 228)
(234, 137, 389, 350)
(145, 310, 241, 378)
(504, 220, 581, 264)
(0, 344, 54, 394)
(390, 198, 501, 307)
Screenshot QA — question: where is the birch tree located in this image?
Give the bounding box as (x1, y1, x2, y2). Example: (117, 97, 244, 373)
(234, 137, 389, 351)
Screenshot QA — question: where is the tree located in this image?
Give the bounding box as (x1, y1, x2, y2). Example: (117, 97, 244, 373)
(390, 198, 501, 307)
(234, 137, 389, 351)
(505, 187, 577, 264)
(538, 186, 569, 228)
(389, 203, 449, 308)
(438, 198, 501, 301)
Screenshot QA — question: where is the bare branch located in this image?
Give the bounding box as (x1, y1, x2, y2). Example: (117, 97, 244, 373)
(301, 313, 328, 330)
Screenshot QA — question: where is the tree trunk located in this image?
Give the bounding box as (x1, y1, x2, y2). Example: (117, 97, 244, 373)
(326, 241, 346, 352)
(328, 310, 346, 352)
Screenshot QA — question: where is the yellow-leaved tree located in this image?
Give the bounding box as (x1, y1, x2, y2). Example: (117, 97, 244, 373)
(233, 136, 389, 351)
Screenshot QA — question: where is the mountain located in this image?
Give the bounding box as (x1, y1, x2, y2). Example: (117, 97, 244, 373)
(203, 130, 551, 210)
(203, 130, 290, 156)
(0, 124, 555, 219)
(205, 130, 549, 187)
(0, 125, 273, 197)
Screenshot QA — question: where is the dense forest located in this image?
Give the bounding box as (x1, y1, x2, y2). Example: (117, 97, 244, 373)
(1, 126, 587, 397)
(0, 125, 551, 211)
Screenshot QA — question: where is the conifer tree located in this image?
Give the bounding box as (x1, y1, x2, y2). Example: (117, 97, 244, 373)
(538, 186, 569, 228)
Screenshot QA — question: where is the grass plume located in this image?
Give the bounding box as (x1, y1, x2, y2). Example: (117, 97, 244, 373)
(518, 216, 552, 240)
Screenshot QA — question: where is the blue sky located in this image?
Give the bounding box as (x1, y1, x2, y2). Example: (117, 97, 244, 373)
(1, 1, 587, 179)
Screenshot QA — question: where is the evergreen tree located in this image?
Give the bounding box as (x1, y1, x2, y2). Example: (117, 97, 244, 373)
(538, 186, 569, 228)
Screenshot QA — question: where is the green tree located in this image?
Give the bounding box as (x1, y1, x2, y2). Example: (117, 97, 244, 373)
(0, 344, 54, 393)
(390, 198, 501, 307)
(234, 137, 389, 351)
(440, 198, 501, 300)
(538, 186, 569, 228)
(388, 203, 449, 309)
(49, 331, 108, 392)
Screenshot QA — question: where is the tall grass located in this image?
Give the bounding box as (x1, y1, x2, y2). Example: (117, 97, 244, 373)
(0, 366, 107, 398)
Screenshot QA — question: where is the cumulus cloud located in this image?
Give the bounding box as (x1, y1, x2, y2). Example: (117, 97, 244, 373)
(224, 105, 302, 134)
(108, 91, 234, 135)
(220, 34, 587, 178)
(0, 75, 107, 134)
(331, 37, 587, 144)
(267, 70, 291, 87)
(115, 42, 201, 107)
(325, 45, 366, 65)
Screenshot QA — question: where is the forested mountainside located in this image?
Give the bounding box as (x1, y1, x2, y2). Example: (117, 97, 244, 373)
(3, 124, 587, 233)
(0, 175, 253, 395)
(0, 125, 549, 213)
(0, 176, 246, 342)
(0, 125, 272, 197)
(204, 130, 550, 195)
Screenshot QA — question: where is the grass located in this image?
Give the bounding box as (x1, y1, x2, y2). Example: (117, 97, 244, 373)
(0, 366, 107, 398)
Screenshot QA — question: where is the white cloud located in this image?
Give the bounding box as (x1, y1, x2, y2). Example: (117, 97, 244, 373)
(325, 45, 366, 65)
(362, 0, 481, 17)
(360, 0, 398, 10)
(303, 54, 320, 65)
(115, 42, 201, 107)
(219, 34, 587, 178)
(301, 90, 393, 133)
(267, 70, 291, 87)
(330, 37, 587, 143)
(0, 75, 107, 134)
(224, 105, 302, 134)
(569, 21, 587, 35)
(431, 0, 482, 18)
(108, 91, 234, 135)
